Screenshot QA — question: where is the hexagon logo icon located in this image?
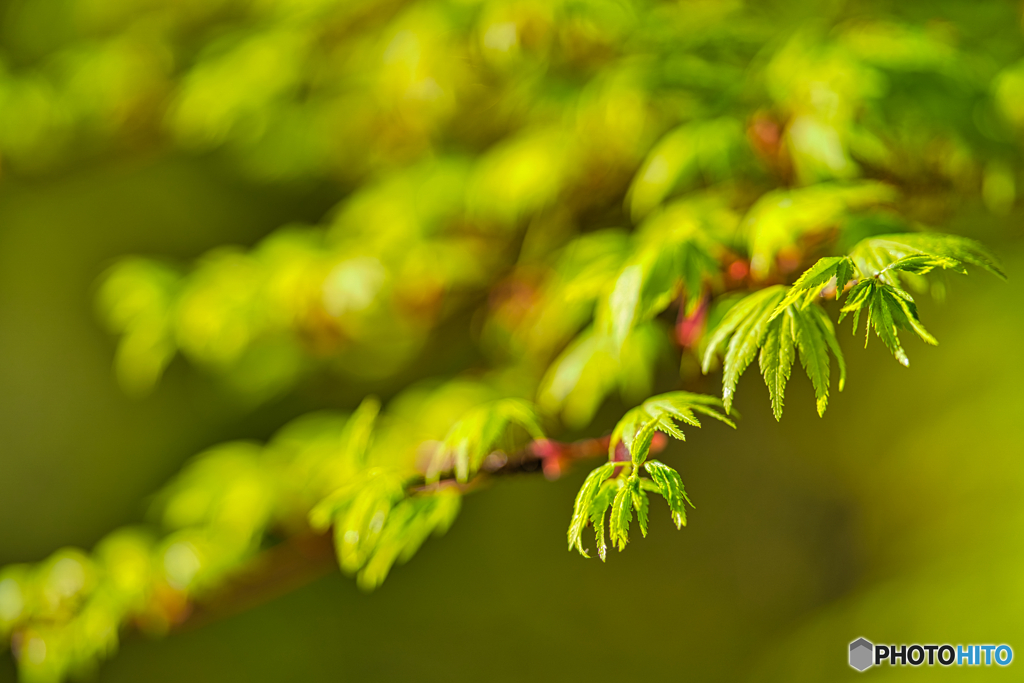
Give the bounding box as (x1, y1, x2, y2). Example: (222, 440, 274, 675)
(850, 638, 874, 671)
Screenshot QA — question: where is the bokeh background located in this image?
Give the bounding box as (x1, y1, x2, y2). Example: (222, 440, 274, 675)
(2, 0, 1024, 681)
(2, 159, 1022, 682)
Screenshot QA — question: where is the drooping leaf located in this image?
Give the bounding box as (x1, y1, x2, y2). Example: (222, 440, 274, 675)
(589, 481, 617, 562)
(808, 303, 846, 392)
(840, 279, 872, 334)
(567, 462, 616, 557)
(887, 285, 938, 346)
(644, 460, 694, 529)
(633, 486, 650, 538)
(356, 489, 461, 591)
(759, 309, 796, 421)
(840, 279, 937, 367)
(702, 286, 787, 412)
(709, 288, 844, 418)
(871, 284, 906, 364)
(333, 475, 400, 574)
(790, 305, 832, 417)
(609, 479, 636, 552)
(394, 491, 462, 565)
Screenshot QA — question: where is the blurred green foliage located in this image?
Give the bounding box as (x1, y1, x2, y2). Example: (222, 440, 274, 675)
(1, 0, 1023, 680)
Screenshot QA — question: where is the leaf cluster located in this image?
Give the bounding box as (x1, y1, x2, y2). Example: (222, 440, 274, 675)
(567, 392, 730, 559)
(702, 233, 1004, 419)
(426, 398, 545, 483)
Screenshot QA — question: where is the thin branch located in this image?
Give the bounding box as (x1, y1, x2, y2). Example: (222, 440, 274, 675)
(170, 432, 641, 630)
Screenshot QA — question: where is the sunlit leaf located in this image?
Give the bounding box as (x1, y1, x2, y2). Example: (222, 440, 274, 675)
(849, 233, 1006, 284)
(644, 460, 694, 530)
(702, 286, 786, 412)
(840, 279, 937, 367)
(567, 462, 616, 558)
(759, 309, 795, 421)
(609, 479, 635, 552)
(609, 391, 733, 462)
